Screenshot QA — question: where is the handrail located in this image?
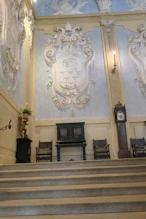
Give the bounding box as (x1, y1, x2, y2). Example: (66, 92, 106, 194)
(0, 120, 12, 131)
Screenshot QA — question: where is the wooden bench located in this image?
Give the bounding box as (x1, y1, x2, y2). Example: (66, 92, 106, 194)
(130, 138, 146, 157)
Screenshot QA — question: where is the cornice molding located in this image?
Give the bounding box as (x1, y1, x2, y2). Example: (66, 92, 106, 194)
(35, 10, 146, 22)
(34, 12, 146, 34)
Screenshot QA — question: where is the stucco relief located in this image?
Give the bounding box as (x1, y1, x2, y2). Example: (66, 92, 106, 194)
(101, 19, 115, 51)
(0, 0, 26, 91)
(96, 0, 112, 12)
(28, 10, 35, 50)
(129, 22, 146, 97)
(49, 0, 90, 15)
(123, 0, 146, 11)
(44, 22, 95, 112)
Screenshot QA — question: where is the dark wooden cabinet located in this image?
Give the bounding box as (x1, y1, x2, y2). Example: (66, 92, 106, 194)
(56, 122, 86, 161)
(57, 122, 85, 143)
(16, 138, 32, 163)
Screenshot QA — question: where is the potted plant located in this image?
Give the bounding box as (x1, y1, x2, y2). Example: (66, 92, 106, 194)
(21, 108, 32, 118)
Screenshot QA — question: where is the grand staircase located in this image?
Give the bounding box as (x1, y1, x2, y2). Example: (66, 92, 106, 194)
(0, 158, 146, 218)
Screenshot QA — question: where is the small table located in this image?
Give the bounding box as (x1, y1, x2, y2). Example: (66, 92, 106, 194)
(56, 142, 87, 161)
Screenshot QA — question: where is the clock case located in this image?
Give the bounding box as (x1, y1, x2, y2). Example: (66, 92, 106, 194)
(114, 102, 130, 158)
(114, 102, 127, 123)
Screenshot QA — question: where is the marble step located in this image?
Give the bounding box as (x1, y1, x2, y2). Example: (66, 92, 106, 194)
(0, 195, 146, 216)
(0, 182, 146, 201)
(0, 158, 146, 170)
(1, 165, 146, 178)
(1, 212, 146, 219)
(0, 172, 146, 188)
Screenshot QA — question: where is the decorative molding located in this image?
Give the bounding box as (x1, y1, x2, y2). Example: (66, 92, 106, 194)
(44, 22, 95, 112)
(100, 19, 115, 51)
(35, 117, 111, 127)
(28, 10, 35, 49)
(49, 0, 90, 15)
(123, 0, 146, 11)
(0, 0, 26, 91)
(96, 0, 112, 12)
(128, 22, 146, 97)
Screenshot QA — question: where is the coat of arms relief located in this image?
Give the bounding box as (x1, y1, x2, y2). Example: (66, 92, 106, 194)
(128, 22, 146, 97)
(44, 22, 95, 114)
(0, 0, 25, 91)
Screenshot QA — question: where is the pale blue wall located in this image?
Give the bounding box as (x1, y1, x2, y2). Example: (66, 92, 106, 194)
(116, 26, 146, 117)
(0, 41, 25, 107)
(35, 28, 110, 120)
(113, 0, 131, 12)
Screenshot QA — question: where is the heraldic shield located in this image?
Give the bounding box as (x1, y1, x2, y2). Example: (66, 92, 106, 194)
(44, 22, 95, 111)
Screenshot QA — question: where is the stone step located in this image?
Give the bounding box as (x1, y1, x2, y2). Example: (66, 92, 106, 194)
(0, 158, 146, 170)
(1, 164, 146, 178)
(0, 172, 146, 188)
(0, 182, 146, 201)
(0, 195, 146, 216)
(1, 212, 146, 219)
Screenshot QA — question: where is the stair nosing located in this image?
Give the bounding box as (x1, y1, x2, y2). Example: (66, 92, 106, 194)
(0, 195, 146, 207)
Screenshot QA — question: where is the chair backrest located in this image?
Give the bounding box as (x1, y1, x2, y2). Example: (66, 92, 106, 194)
(39, 141, 52, 149)
(93, 139, 107, 148)
(130, 138, 146, 147)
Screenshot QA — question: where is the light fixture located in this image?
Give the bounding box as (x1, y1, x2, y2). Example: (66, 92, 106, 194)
(33, 0, 37, 3)
(112, 50, 117, 74)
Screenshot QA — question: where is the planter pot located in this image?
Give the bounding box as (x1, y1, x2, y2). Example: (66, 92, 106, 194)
(23, 113, 29, 119)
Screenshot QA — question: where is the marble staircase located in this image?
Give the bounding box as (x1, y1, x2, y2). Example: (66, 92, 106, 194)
(0, 158, 146, 218)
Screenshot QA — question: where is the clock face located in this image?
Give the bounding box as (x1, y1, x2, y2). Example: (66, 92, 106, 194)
(117, 110, 125, 121)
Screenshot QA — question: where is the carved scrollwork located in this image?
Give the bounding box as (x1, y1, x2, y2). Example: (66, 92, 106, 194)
(123, 0, 146, 11)
(44, 22, 95, 111)
(49, 0, 90, 15)
(96, 0, 112, 12)
(28, 10, 35, 50)
(0, 0, 26, 91)
(128, 22, 146, 97)
(101, 19, 115, 51)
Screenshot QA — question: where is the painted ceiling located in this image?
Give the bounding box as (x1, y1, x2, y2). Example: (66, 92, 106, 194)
(33, 0, 146, 17)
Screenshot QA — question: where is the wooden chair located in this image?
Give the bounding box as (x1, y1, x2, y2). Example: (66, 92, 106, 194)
(36, 141, 52, 162)
(130, 138, 146, 157)
(93, 139, 110, 159)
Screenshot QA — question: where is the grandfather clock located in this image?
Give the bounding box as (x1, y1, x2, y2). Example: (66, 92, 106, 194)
(114, 102, 130, 158)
